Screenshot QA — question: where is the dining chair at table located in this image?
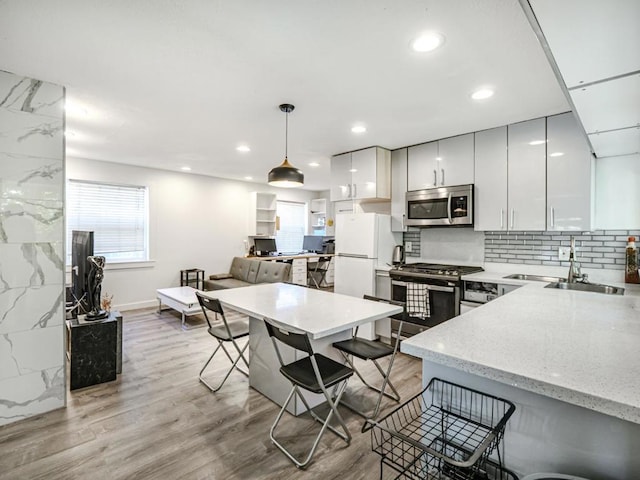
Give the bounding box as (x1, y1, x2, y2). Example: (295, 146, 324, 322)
(263, 317, 354, 469)
(332, 295, 406, 428)
(195, 292, 250, 392)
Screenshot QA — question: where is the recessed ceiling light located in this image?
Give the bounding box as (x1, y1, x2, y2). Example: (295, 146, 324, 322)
(549, 152, 564, 157)
(529, 140, 546, 146)
(181, 166, 191, 171)
(471, 88, 494, 100)
(411, 32, 445, 53)
(309, 162, 320, 167)
(244, 176, 253, 180)
(351, 125, 367, 134)
(236, 145, 251, 152)
(349, 168, 358, 173)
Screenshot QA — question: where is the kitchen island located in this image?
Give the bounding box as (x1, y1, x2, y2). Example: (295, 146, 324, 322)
(401, 273, 640, 479)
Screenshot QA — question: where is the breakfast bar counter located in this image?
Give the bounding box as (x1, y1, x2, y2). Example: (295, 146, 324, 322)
(401, 276, 640, 478)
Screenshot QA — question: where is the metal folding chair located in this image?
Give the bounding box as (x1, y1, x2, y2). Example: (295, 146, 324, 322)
(332, 296, 405, 427)
(195, 292, 250, 392)
(306, 256, 330, 289)
(264, 317, 354, 469)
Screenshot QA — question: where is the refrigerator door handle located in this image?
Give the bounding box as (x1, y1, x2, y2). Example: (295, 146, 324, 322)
(337, 253, 370, 259)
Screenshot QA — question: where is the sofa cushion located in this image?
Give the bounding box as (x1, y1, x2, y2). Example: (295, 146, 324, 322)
(229, 257, 260, 283)
(205, 278, 252, 290)
(255, 261, 291, 284)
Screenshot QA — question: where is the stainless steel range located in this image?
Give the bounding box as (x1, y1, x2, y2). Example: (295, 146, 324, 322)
(389, 263, 483, 337)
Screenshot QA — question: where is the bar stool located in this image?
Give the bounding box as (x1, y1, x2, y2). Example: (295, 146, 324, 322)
(264, 317, 354, 469)
(332, 296, 405, 427)
(195, 292, 249, 392)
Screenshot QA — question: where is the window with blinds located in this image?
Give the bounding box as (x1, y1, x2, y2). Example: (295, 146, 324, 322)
(67, 180, 149, 264)
(275, 200, 306, 253)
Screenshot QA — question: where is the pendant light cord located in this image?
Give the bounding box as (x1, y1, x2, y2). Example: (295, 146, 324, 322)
(284, 109, 288, 159)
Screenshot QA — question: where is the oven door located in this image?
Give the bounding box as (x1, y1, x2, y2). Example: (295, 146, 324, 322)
(391, 279, 460, 332)
(406, 185, 473, 227)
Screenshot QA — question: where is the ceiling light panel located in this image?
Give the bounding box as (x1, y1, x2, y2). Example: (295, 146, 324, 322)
(411, 32, 445, 53)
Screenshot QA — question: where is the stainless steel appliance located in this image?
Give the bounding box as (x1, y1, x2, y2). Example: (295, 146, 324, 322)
(406, 184, 474, 227)
(392, 245, 404, 265)
(389, 263, 483, 337)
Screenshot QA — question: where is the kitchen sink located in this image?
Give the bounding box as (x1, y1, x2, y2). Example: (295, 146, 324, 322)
(545, 282, 625, 295)
(504, 274, 566, 283)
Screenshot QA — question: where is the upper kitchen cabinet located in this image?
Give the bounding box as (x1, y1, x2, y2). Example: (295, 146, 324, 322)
(407, 141, 437, 190)
(474, 126, 508, 231)
(248, 191, 277, 236)
(407, 134, 474, 191)
(508, 118, 547, 231)
(330, 147, 391, 201)
(546, 112, 594, 231)
(390, 148, 407, 232)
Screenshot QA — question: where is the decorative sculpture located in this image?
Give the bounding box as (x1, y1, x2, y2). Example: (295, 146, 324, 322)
(86, 255, 109, 320)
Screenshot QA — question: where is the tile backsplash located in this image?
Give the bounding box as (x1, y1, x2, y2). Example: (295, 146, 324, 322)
(403, 229, 640, 271)
(485, 230, 640, 270)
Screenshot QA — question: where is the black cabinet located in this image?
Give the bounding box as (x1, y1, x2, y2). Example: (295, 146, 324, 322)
(67, 311, 122, 390)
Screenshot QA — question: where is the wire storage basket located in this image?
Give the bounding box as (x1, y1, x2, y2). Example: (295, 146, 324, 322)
(368, 377, 516, 480)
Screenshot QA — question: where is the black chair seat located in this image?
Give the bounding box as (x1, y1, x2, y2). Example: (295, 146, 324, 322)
(280, 354, 353, 394)
(208, 322, 249, 341)
(333, 338, 394, 361)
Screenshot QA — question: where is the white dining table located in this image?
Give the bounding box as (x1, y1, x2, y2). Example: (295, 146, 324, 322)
(200, 283, 402, 415)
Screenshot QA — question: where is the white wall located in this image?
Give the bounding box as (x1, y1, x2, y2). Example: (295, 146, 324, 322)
(67, 157, 318, 310)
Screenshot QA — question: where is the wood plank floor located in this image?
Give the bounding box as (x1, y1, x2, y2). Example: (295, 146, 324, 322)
(0, 307, 423, 480)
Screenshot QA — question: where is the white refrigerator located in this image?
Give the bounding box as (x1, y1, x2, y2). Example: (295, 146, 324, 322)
(334, 213, 401, 339)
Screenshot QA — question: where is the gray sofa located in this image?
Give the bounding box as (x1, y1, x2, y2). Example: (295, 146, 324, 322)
(204, 256, 291, 291)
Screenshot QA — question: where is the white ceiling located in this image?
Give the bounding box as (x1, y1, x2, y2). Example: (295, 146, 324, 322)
(0, 0, 571, 190)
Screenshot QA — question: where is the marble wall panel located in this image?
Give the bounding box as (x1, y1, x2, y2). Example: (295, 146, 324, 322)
(0, 70, 65, 426)
(0, 284, 64, 334)
(0, 366, 65, 424)
(0, 325, 63, 381)
(0, 153, 64, 202)
(0, 242, 64, 288)
(0, 70, 64, 118)
(0, 110, 63, 159)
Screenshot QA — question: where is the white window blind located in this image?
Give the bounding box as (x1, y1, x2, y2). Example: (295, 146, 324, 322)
(67, 180, 149, 263)
(275, 200, 306, 253)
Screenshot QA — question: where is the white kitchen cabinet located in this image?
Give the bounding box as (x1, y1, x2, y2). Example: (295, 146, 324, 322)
(248, 192, 277, 236)
(546, 112, 594, 231)
(508, 118, 547, 231)
(330, 152, 352, 201)
(407, 134, 474, 191)
(290, 258, 307, 285)
(474, 126, 508, 231)
(407, 141, 438, 190)
(437, 134, 474, 187)
(391, 148, 407, 232)
(329, 147, 391, 201)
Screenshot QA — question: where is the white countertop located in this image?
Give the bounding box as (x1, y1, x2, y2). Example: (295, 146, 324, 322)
(401, 272, 640, 423)
(201, 282, 402, 340)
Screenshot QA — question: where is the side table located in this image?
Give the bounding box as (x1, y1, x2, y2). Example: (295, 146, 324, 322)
(180, 268, 205, 290)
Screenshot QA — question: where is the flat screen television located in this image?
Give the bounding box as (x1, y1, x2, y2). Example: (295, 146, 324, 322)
(254, 237, 277, 256)
(302, 235, 324, 253)
(72, 230, 94, 313)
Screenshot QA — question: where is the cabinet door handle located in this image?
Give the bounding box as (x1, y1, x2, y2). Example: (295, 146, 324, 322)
(550, 206, 555, 228)
(441, 168, 445, 186)
(402, 214, 406, 229)
(353, 184, 357, 198)
(433, 169, 437, 186)
(500, 209, 504, 229)
(348, 184, 352, 198)
(510, 209, 515, 229)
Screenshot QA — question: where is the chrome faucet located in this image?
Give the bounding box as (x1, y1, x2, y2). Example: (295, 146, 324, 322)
(567, 236, 588, 283)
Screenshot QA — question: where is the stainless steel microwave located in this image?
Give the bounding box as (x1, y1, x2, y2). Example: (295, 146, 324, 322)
(406, 184, 474, 227)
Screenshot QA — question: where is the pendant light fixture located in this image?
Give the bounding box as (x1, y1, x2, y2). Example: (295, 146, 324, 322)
(268, 103, 304, 188)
